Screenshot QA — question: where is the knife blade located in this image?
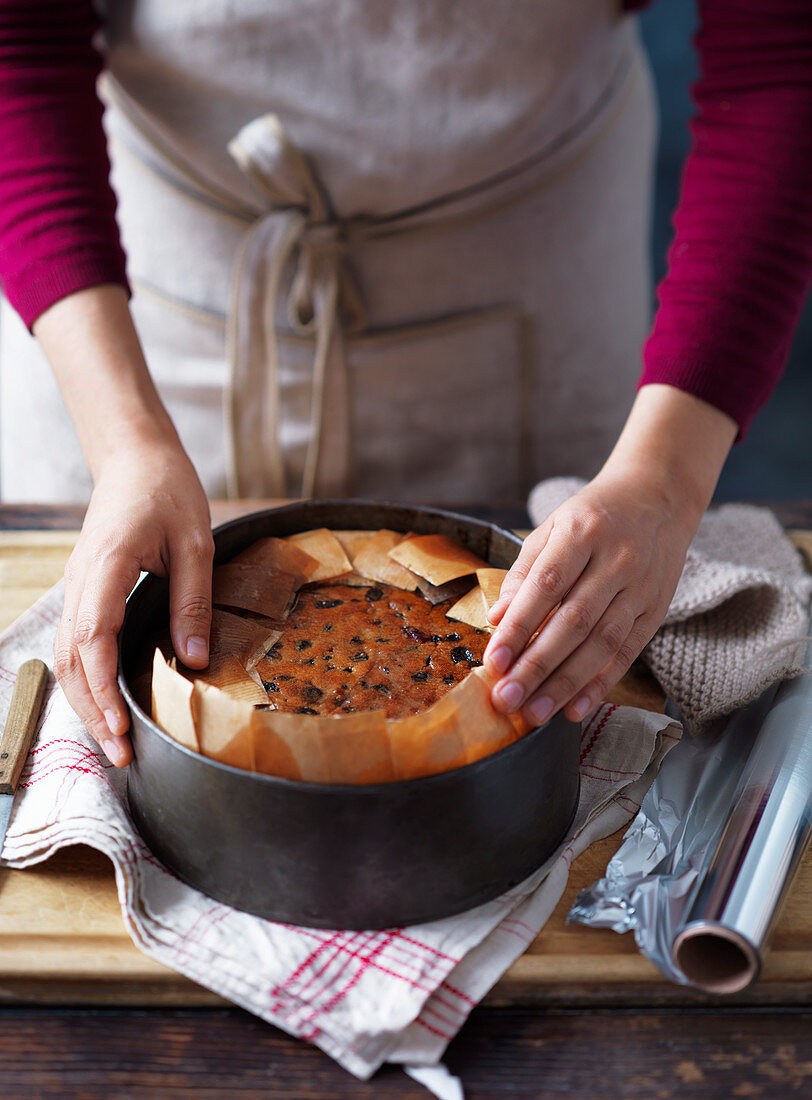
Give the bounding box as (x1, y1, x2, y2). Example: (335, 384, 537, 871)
(0, 659, 48, 858)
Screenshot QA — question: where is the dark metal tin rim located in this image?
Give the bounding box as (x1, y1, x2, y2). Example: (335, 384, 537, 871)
(118, 497, 534, 792)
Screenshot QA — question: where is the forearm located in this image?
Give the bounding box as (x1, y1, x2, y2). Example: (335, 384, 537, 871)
(601, 383, 738, 528)
(32, 284, 181, 480)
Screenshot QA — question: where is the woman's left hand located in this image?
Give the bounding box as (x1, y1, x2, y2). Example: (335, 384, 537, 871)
(483, 384, 739, 726)
(483, 471, 692, 725)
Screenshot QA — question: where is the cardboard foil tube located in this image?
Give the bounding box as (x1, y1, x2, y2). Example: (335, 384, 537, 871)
(671, 641, 812, 994)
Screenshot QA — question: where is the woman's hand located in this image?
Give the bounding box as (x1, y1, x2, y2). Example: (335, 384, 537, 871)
(54, 443, 213, 766)
(33, 284, 214, 766)
(484, 384, 739, 726)
(484, 472, 692, 725)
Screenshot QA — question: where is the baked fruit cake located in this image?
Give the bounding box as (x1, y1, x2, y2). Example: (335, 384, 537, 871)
(149, 528, 530, 783)
(252, 581, 486, 719)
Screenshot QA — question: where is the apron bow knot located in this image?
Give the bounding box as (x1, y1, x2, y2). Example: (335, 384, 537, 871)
(225, 114, 363, 499)
(289, 221, 365, 336)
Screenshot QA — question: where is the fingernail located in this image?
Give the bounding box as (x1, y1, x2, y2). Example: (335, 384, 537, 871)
(528, 696, 554, 724)
(495, 680, 524, 711)
(486, 645, 512, 674)
(104, 708, 126, 737)
(185, 636, 208, 662)
(101, 737, 127, 767)
(572, 696, 591, 720)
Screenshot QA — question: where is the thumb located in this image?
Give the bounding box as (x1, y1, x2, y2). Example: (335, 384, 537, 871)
(168, 532, 214, 667)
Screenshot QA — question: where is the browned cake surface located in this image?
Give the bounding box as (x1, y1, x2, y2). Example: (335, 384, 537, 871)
(252, 582, 487, 719)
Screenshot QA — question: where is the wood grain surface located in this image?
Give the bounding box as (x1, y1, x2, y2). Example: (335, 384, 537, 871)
(0, 1004, 808, 1098)
(0, 512, 810, 1013)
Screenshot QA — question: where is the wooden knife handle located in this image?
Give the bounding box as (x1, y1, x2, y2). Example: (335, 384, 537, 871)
(0, 659, 49, 796)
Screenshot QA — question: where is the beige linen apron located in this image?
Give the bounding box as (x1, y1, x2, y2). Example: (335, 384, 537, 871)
(0, 0, 656, 503)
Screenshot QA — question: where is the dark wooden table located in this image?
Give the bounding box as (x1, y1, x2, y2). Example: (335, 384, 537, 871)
(1, 500, 810, 1100)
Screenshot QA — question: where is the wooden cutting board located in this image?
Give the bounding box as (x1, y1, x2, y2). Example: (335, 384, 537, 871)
(0, 524, 809, 1008)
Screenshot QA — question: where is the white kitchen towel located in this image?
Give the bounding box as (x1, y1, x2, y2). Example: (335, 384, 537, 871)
(528, 477, 812, 731)
(0, 579, 679, 1080)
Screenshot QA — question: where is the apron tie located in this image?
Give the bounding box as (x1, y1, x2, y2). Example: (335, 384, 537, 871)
(225, 115, 365, 499)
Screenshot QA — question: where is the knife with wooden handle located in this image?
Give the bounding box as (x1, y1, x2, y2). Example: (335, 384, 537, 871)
(0, 659, 49, 858)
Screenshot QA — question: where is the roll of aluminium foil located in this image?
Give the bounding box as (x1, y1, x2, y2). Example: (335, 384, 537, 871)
(569, 640, 811, 995)
(671, 642, 812, 993)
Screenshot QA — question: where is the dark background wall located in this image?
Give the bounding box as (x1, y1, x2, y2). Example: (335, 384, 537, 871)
(640, 1, 811, 500)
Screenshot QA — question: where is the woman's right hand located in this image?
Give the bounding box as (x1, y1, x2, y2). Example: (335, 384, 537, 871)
(53, 441, 214, 767)
(31, 285, 214, 768)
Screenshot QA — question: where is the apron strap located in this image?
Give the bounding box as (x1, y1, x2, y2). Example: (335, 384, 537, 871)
(225, 114, 365, 499)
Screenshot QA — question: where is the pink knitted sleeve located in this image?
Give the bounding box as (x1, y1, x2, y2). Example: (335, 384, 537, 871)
(639, 0, 812, 437)
(0, 0, 128, 328)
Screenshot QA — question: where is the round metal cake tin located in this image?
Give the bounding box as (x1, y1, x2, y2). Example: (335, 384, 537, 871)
(120, 501, 581, 929)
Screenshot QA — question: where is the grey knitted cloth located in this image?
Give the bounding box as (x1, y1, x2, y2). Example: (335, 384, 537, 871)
(528, 477, 812, 731)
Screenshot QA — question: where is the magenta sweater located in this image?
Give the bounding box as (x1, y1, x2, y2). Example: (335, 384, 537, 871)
(1, 1, 811, 439)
